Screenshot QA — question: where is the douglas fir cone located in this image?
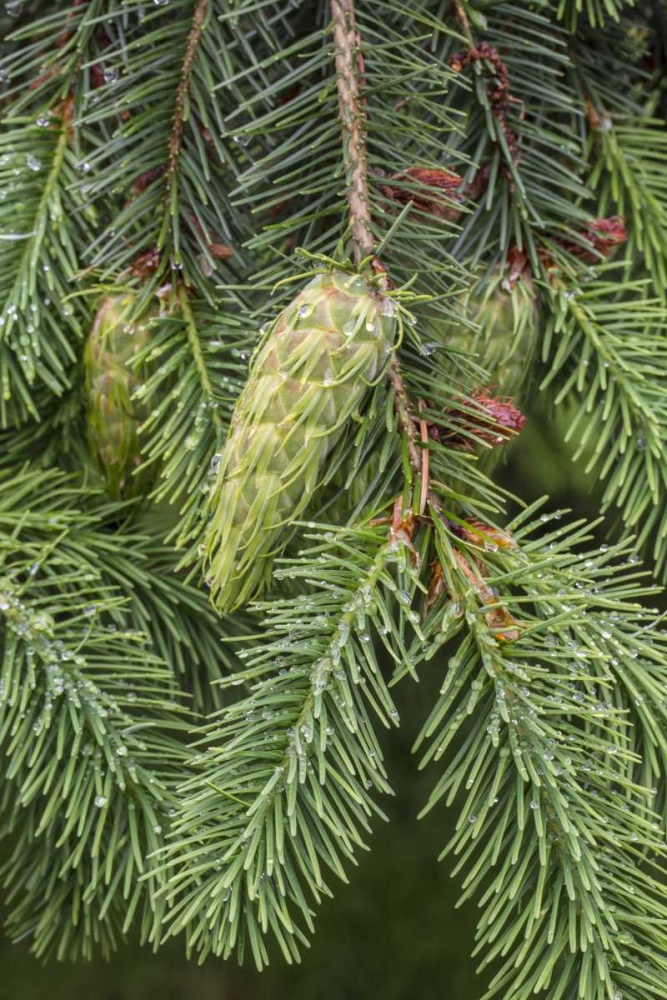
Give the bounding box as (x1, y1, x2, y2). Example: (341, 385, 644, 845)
(203, 270, 397, 612)
(445, 269, 538, 398)
(84, 294, 155, 501)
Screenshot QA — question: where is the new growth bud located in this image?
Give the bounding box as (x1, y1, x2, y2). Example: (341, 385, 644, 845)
(444, 267, 539, 399)
(378, 166, 465, 221)
(443, 389, 527, 451)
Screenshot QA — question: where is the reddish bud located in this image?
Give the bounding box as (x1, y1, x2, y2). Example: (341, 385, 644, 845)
(90, 65, 105, 89)
(423, 560, 447, 618)
(130, 248, 161, 277)
(505, 245, 533, 290)
(544, 216, 628, 266)
(586, 216, 628, 257)
(208, 242, 233, 260)
(485, 602, 521, 642)
(379, 165, 464, 221)
(132, 164, 167, 197)
(458, 520, 518, 550)
(444, 389, 526, 451)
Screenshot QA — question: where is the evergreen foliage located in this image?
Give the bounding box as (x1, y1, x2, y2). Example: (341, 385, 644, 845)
(1, 1, 667, 997)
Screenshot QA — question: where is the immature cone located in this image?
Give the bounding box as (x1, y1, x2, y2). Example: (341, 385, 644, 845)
(84, 294, 154, 501)
(445, 267, 538, 398)
(203, 270, 396, 612)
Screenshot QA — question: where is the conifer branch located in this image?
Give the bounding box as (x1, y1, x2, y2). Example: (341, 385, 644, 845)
(3, 0, 667, 986)
(159, 522, 424, 963)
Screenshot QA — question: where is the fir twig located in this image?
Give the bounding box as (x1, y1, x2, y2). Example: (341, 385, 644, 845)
(332, 0, 374, 263)
(165, 0, 211, 218)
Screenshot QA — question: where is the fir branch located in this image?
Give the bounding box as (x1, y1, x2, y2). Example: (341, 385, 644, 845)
(158, 522, 425, 963)
(77, 0, 260, 287)
(0, 104, 88, 424)
(0, 501, 191, 959)
(539, 262, 667, 577)
(0, 0, 118, 424)
(414, 504, 667, 1000)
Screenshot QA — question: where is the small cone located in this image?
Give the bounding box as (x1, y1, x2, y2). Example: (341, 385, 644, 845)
(84, 294, 154, 501)
(203, 270, 396, 612)
(445, 270, 538, 398)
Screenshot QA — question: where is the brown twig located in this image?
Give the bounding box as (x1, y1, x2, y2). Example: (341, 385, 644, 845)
(331, 0, 374, 263)
(165, 0, 210, 208)
(450, 42, 521, 164)
(386, 360, 449, 521)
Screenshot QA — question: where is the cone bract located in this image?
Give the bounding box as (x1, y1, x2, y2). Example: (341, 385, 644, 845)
(84, 294, 153, 501)
(203, 270, 396, 612)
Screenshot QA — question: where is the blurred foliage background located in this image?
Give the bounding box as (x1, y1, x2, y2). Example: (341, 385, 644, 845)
(0, 404, 621, 1000)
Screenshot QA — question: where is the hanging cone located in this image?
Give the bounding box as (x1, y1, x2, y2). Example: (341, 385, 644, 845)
(445, 266, 538, 398)
(84, 294, 155, 501)
(203, 270, 397, 612)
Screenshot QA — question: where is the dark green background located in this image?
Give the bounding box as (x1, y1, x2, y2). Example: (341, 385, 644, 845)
(0, 409, 607, 1000)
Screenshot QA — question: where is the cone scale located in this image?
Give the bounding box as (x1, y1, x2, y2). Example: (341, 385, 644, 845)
(203, 270, 396, 612)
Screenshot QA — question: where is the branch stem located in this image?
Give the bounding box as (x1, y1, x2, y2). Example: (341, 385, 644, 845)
(332, 0, 374, 264)
(178, 286, 222, 434)
(164, 0, 210, 221)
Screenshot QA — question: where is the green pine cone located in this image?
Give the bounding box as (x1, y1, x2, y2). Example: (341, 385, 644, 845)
(203, 270, 397, 612)
(445, 271, 538, 398)
(84, 294, 154, 501)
